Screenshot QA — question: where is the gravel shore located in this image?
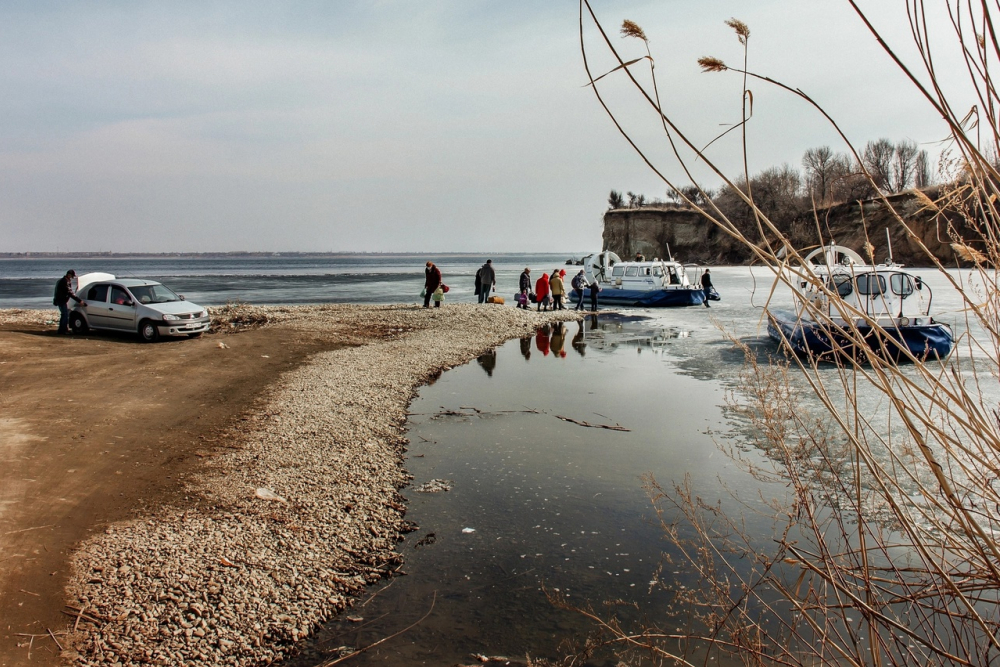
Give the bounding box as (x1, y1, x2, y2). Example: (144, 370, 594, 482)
(55, 304, 580, 666)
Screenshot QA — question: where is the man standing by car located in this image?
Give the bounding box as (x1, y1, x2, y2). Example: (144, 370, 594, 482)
(478, 259, 496, 304)
(53, 269, 86, 334)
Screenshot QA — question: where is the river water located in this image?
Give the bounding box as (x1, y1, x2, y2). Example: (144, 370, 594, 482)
(277, 266, 990, 666)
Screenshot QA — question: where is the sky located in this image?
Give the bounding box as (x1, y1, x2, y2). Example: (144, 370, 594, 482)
(0, 1, 963, 253)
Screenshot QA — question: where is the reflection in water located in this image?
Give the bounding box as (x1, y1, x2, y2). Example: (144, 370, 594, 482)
(477, 349, 497, 376)
(572, 321, 586, 357)
(519, 336, 532, 361)
(550, 322, 567, 358)
(535, 325, 550, 356)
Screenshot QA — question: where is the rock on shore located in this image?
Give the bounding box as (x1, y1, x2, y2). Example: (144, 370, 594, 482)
(63, 304, 580, 666)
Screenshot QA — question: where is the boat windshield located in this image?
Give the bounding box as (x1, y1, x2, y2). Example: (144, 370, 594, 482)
(611, 266, 625, 277)
(128, 284, 181, 304)
(890, 273, 914, 296)
(829, 273, 853, 297)
(856, 273, 886, 295)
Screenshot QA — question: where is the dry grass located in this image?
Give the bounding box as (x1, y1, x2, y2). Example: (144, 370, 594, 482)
(576, 1, 1000, 664)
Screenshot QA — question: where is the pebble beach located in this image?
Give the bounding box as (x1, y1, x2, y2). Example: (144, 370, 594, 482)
(25, 304, 582, 666)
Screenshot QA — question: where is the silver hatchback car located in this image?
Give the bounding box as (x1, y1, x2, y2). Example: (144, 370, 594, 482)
(69, 274, 211, 342)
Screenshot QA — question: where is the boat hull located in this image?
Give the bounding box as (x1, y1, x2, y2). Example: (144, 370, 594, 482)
(766, 308, 954, 362)
(586, 287, 706, 308)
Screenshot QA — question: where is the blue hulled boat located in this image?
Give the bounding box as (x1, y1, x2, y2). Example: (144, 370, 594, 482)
(766, 244, 954, 362)
(582, 251, 707, 307)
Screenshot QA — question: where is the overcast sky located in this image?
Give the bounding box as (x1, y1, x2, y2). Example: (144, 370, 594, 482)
(0, 1, 958, 253)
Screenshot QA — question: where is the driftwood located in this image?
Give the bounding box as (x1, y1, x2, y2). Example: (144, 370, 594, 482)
(554, 415, 630, 431)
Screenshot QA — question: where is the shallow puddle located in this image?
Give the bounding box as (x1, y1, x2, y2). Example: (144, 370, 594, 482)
(289, 310, 781, 666)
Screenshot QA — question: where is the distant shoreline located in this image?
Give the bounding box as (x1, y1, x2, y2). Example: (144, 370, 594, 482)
(0, 251, 588, 260)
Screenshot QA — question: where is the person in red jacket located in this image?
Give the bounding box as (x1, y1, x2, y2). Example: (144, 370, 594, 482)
(534, 273, 551, 312)
(423, 261, 442, 308)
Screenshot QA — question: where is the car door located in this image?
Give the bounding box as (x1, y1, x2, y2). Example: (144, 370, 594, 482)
(82, 283, 112, 328)
(106, 285, 138, 331)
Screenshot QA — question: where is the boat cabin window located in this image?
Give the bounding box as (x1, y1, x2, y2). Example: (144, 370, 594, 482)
(611, 266, 625, 277)
(625, 266, 638, 277)
(829, 273, 853, 297)
(890, 273, 914, 297)
(652, 266, 663, 277)
(856, 273, 886, 295)
(642, 267, 652, 276)
(86, 284, 110, 302)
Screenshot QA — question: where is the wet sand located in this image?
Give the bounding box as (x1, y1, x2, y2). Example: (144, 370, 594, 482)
(0, 304, 580, 667)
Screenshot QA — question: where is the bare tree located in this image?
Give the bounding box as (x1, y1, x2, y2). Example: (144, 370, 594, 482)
(914, 149, 932, 188)
(892, 139, 919, 192)
(863, 138, 895, 192)
(626, 191, 646, 208)
(608, 190, 625, 209)
(802, 146, 836, 203)
(714, 164, 805, 239)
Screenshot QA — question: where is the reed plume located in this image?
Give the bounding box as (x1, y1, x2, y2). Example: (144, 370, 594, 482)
(620, 19, 647, 42)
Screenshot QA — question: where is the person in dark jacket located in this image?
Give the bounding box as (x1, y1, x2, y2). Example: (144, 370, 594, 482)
(571, 270, 587, 311)
(53, 269, 86, 334)
(518, 267, 531, 309)
(701, 269, 714, 308)
(424, 261, 442, 308)
(588, 277, 601, 312)
(478, 259, 496, 303)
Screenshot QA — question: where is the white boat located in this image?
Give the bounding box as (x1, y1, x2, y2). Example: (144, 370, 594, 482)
(766, 243, 954, 361)
(581, 251, 707, 307)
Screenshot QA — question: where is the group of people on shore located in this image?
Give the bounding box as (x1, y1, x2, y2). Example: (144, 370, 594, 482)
(517, 267, 598, 312)
(423, 260, 601, 311)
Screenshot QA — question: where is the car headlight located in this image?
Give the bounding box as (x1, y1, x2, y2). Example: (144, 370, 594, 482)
(199, 310, 208, 318)
(162, 313, 180, 321)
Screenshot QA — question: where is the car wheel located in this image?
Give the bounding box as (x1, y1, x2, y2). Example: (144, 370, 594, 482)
(139, 319, 159, 343)
(70, 313, 89, 334)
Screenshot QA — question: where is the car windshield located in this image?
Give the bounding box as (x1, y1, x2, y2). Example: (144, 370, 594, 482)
(128, 284, 180, 305)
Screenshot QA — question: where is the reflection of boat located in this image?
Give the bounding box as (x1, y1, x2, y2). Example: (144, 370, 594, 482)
(582, 251, 706, 307)
(766, 244, 954, 361)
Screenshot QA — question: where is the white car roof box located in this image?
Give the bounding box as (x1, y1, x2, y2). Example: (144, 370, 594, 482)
(76, 272, 116, 291)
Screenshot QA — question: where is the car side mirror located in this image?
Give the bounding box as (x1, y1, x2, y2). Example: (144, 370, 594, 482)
(179, 295, 186, 300)
(126, 300, 134, 307)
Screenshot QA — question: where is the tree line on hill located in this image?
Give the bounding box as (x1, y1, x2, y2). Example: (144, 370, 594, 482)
(608, 138, 933, 238)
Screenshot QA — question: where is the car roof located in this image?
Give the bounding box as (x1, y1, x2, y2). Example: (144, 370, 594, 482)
(114, 279, 162, 287)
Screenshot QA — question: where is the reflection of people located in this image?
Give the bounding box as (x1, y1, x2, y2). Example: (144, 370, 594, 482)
(519, 336, 532, 361)
(478, 259, 496, 304)
(572, 321, 586, 357)
(535, 325, 551, 356)
(588, 278, 601, 312)
(424, 262, 442, 308)
(53, 270, 86, 334)
(701, 269, 714, 309)
(550, 323, 567, 357)
(477, 349, 497, 376)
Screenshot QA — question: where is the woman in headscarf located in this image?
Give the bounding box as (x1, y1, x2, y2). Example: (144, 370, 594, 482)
(535, 272, 551, 312)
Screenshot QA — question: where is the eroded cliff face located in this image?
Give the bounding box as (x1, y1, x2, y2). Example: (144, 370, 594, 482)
(602, 190, 975, 266)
